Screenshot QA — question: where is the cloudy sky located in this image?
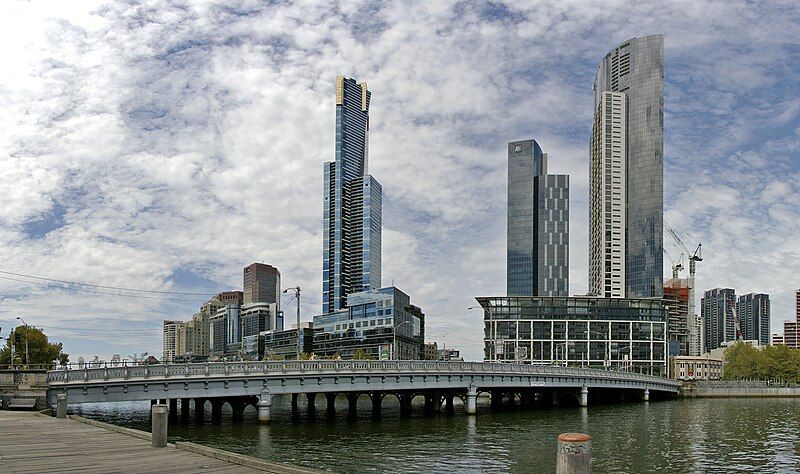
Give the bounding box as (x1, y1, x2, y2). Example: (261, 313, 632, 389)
(1, 0, 799, 361)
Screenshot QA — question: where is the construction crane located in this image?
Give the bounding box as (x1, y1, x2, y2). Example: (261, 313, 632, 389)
(665, 224, 703, 354)
(663, 249, 684, 280)
(728, 297, 743, 341)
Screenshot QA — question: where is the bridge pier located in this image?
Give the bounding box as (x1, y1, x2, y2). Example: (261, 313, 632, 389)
(466, 384, 478, 415)
(347, 393, 359, 419)
(168, 399, 178, 423)
(230, 398, 245, 423)
(180, 398, 190, 423)
(490, 390, 502, 410)
(399, 393, 412, 418)
(424, 394, 440, 414)
(579, 387, 588, 407)
(307, 393, 317, 417)
(325, 393, 337, 419)
(194, 398, 206, 423)
(210, 399, 223, 424)
(444, 393, 454, 414)
(520, 390, 535, 407)
(643, 388, 650, 402)
(371, 392, 383, 419)
(257, 393, 272, 423)
(291, 393, 299, 418)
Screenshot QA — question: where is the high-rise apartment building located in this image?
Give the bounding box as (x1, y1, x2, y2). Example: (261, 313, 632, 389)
(781, 289, 800, 348)
(243, 263, 281, 305)
(323, 76, 382, 313)
(737, 293, 770, 346)
(162, 320, 185, 362)
(507, 139, 569, 296)
(590, 34, 664, 298)
(701, 288, 736, 352)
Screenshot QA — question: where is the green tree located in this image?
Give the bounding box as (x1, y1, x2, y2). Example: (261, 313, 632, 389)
(0, 325, 69, 366)
(352, 348, 373, 360)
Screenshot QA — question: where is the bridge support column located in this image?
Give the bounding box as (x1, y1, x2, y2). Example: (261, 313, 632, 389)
(257, 394, 272, 424)
(521, 391, 535, 407)
(445, 393, 454, 414)
(579, 387, 588, 407)
(325, 393, 337, 419)
(424, 394, 440, 414)
(491, 390, 502, 410)
(291, 393, 299, 418)
(466, 384, 477, 415)
(643, 388, 650, 402)
(551, 391, 560, 406)
(307, 393, 317, 416)
(211, 399, 223, 424)
(399, 393, 412, 418)
(371, 392, 383, 419)
(168, 399, 178, 423)
(180, 398, 190, 422)
(347, 393, 359, 419)
(194, 398, 206, 423)
(231, 399, 245, 423)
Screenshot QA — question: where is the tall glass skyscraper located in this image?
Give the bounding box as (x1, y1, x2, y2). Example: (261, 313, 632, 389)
(590, 34, 664, 298)
(507, 139, 569, 297)
(323, 76, 382, 313)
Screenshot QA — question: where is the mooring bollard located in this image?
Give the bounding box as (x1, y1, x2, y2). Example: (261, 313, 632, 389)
(556, 432, 591, 474)
(151, 404, 168, 447)
(56, 394, 67, 419)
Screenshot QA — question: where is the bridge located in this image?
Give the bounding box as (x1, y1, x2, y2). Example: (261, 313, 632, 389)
(47, 360, 680, 423)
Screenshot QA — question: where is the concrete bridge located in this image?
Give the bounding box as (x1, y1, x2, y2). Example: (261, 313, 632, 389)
(47, 360, 680, 422)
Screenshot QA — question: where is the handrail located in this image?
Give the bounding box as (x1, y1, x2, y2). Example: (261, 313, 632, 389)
(47, 360, 678, 386)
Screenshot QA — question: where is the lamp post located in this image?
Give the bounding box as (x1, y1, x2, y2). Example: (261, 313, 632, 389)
(468, 305, 497, 362)
(283, 287, 301, 360)
(16, 317, 29, 365)
(393, 320, 412, 360)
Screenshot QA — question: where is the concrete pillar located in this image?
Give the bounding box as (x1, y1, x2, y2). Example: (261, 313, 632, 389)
(643, 388, 650, 402)
(466, 385, 478, 415)
(307, 393, 317, 416)
(168, 399, 178, 423)
(257, 394, 272, 423)
(371, 392, 382, 419)
(424, 394, 437, 414)
(211, 399, 223, 424)
(151, 404, 168, 448)
(491, 390, 502, 409)
(291, 393, 299, 418)
(445, 394, 454, 414)
(399, 393, 412, 418)
(579, 387, 588, 407)
(180, 398, 190, 422)
(194, 398, 206, 423)
(56, 393, 67, 419)
(551, 391, 560, 406)
(556, 433, 590, 474)
(231, 399, 245, 423)
(347, 393, 358, 419)
(325, 393, 337, 419)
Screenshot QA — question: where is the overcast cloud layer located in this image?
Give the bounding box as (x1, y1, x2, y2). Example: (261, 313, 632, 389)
(1, 0, 799, 361)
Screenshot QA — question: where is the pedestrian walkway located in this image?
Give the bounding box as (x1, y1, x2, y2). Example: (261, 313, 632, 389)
(0, 411, 310, 473)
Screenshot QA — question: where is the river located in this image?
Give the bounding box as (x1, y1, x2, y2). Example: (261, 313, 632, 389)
(73, 396, 800, 472)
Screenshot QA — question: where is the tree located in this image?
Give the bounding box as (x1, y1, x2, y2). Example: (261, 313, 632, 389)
(352, 348, 373, 360)
(0, 325, 69, 366)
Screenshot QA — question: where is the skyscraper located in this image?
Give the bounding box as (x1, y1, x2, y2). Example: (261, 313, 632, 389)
(590, 34, 664, 298)
(323, 76, 382, 313)
(701, 288, 736, 352)
(737, 293, 770, 346)
(243, 262, 280, 305)
(507, 139, 569, 296)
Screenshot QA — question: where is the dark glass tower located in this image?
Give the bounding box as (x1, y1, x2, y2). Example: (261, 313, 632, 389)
(701, 288, 736, 352)
(592, 34, 664, 298)
(507, 139, 569, 297)
(323, 76, 382, 313)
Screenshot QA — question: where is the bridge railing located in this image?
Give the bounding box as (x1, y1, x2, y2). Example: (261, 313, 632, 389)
(48, 360, 677, 386)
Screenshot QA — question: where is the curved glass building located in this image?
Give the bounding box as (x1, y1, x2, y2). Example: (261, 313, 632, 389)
(590, 34, 664, 298)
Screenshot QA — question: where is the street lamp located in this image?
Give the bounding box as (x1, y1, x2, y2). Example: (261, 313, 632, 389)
(283, 287, 301, 360)
(468, 305, 498, 362)
(16, 317, 29, 366)
(393, 320, 413, 360)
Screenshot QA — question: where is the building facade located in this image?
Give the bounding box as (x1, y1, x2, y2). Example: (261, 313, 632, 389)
(780, 289, 800, 348)
(323, 76, 382, 313)
(162, 320, 185, 362)
(313, 286, 424, 360)
(591, 34, 664, 298)
(737, 293, 770, 346)
(475, 296, 668, 375)
(702, 288, 737, 352)
(664, 278, 690, 356)
(670, 355, 723, 381)
(507, 139, 569, 296)
(260, 324, 315, 360)
(243, 263, 281, 305)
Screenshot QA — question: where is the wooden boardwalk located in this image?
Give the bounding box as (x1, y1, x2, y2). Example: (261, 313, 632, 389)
(0, 411, 308, 473)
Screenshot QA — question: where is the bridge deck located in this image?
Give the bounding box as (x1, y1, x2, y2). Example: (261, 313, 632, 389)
(0, 411, 292, 473)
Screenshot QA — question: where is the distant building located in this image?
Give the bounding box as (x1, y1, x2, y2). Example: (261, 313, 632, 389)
(701, 288, 737, 352)
(162, 320, 185, 362)
(313, 286, 425, 360)
(781, 289, 800, 348)
(772, 334, 785, 345)
(507, 139, 569, 297)
(243, 263, 281, 305)
(737, 293, 770, 346)
(437, 348, 462, 361)
(186, 297, 224, 358)
(664, 279, 690, 356)
(260, 323, 315, 360)
(475, 296, 668, 376)
(424, 342, 439, 360)
(670, 355, 723, 381)
(240, 302, 281, 359)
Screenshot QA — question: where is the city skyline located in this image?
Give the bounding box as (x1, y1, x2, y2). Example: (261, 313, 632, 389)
(1, 1, 799, 361)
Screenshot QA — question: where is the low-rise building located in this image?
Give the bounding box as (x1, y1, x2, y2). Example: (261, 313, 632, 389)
(670, 355, 723, 381)
(437, 348, 462, 361)
(424, 342, 439, 360)
(260, 323, 314, 360)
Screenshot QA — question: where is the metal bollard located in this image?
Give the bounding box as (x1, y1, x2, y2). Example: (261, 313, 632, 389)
(151, 404, 168, 447)
(556, 433, 591, 474)
(56, 394, 67, 419)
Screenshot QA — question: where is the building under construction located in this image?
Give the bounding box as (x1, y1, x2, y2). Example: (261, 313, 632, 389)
(664, 278, 690, 356)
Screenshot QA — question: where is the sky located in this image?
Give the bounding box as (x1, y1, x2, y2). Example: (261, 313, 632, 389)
(1, 0, 799, 362)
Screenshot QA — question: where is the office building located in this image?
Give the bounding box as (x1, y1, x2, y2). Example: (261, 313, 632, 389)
(737, 293, 770, 346)
(773, 334, 785, 345)
(701, 288, 737, 352)
(323, 76, 382, 313)
(243, 263, 281, 305)
(475, 296, 668, 376)
(314, 286, 425, 360)
(162, 320, 185, 362)
(240, 302, 281, 358)
(507, 139, 569, 296)
(186, 297, 224, 358)
(590, 34, 664, 298)
(260, 323, 315, 360)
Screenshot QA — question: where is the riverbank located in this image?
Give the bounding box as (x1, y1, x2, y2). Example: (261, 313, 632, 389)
(682, 381, 800, 398)
(0, 410, 320, 473)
